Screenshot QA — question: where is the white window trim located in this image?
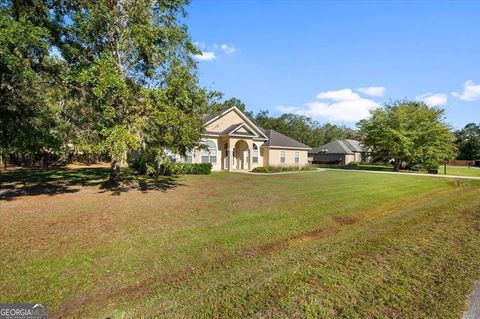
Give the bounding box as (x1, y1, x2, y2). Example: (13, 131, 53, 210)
(252, 143, 259, 164)
(200, 140, 217, 164)
(184, 150, 193, 163)
(280, 150, 286, 164)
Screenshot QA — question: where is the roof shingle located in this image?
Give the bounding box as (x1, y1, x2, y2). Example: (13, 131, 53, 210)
(309, 139, 366, 155)
(260, 129, 311, 149)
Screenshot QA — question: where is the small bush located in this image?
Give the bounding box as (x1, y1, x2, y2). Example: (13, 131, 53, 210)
(165, 163, 212, 175)
(128, 156, 148, 174)
(252, 165, 316, 173)
(183, 163, 212, 175)
(129, 155, 212, 176)
(300, 164, 317, 171)
(251, 166, 270, 173)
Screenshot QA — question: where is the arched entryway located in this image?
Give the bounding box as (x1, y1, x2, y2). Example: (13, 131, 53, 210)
(234, 140, 249, 170)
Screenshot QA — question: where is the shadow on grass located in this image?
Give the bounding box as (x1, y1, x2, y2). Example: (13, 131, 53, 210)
(0, 167, 182, 201)
(98, 177, 181, 196)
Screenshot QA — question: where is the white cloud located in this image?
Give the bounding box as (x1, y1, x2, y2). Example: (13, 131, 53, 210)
(193, 42, 237, 61)
(452, 80, 480, 101)
(316, 88, 360, 101)
(416, 92, 448, 106)
(357, 86, 386, 97)
(194, 51, 216, 61)
(276, 88, 380, 122)
(220, 44, 236, 54)
(193, 41, 206, 50)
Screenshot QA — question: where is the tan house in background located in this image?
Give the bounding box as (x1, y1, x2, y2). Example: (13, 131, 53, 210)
(308, 139, 368, 165)
(175, 106, 311, 171)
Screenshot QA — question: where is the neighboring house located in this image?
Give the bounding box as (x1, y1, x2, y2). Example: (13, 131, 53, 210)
(174, 106, 311, 171)
(308, 139, 367, 165)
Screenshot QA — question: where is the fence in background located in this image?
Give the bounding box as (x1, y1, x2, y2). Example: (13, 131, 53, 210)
(448, 160, 475, 166)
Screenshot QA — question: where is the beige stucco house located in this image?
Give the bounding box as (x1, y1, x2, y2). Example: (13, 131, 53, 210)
(174, 106, 311, 171)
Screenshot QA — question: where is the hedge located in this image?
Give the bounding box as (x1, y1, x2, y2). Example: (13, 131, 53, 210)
(155, 162, 212, 176)
(128, 156, 212, 176)
(170, 163, 212, 175)
(252, 164, 316, 173)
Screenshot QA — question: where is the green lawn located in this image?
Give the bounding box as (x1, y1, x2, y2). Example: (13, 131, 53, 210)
(1, 168, 480, 318)
(317, 163, 480, 178)
(444, 165, 480, 177)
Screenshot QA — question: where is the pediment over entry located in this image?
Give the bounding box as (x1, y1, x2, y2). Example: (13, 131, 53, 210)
(227, 123, 258, 137)
(203, 106, 268, 140)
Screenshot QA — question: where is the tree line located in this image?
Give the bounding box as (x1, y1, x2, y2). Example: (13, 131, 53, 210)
(209, 97, 359, 148)
(455, 123, 480, 161)
(213, 97, 480, 170)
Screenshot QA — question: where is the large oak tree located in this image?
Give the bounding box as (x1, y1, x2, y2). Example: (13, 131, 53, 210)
(358, 101, 456, 171)
(51, 0, 207, 183)
(0, 1, 65, 168)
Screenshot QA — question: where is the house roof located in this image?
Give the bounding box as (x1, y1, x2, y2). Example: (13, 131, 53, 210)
(343, 139, 365, 152)
(202, 107, 310, 149)
(260, 128, 311, 149)
(203, 107, 268, 140)
(310, 139, 366, 155)
(202, 110, 224, 124)
(205, 123, 258, 137)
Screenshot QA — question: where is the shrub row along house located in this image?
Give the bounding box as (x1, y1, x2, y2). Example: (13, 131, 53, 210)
(171, 106, 311, 171)
(308, 139, 367, 165)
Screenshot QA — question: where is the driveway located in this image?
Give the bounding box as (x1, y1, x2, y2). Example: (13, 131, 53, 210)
(463, 282, 480, 319)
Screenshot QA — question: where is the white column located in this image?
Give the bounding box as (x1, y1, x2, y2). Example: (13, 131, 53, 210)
(228, 140, 233, 171)
(248, 148, 253, 170)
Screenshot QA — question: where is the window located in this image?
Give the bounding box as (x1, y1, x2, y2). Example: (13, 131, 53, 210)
(200, 140, 217, 163)
(295, 151, 300, 164)
(252, 144, 258, 163)
(165, 149, 177, 163)
(280, 150, 286, 164)
(184, 150, 193, 163)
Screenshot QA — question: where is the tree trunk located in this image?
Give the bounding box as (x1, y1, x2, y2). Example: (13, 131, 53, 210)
(393, 159, 401, 172)
(43, 151, 50, 168)
(109, 159, 121, 185)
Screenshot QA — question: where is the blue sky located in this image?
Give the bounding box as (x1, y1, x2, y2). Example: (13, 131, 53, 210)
(186, 0, 480, 129)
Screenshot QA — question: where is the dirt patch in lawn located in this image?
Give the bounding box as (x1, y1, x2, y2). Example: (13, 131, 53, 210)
(55, 225, 344, 317)
(239, 227, 340, 257)
(334, 215, 359, 225)
(53, 265, 201, 318)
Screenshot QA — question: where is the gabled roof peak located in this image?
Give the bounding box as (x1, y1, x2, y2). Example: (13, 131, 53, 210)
(203, 106, 268, 140)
